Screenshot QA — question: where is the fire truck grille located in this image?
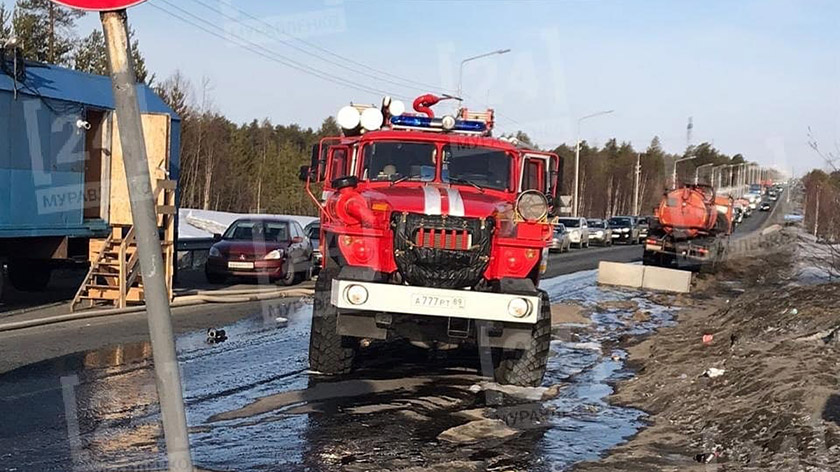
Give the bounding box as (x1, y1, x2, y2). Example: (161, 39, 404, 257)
(392, 213, 494, 289)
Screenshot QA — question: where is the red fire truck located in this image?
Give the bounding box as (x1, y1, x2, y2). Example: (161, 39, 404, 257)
(300, 95, 561, 386)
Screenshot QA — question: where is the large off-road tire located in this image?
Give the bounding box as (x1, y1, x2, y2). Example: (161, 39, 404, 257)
(8, 260, 51, 292)
(493, 290, 551, 387)
(309, 267, 356, 374)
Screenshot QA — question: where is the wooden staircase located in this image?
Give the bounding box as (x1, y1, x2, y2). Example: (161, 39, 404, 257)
(72, 179, 176, 311)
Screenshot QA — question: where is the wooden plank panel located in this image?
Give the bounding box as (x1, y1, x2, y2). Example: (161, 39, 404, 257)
(109, 113, 171, 225)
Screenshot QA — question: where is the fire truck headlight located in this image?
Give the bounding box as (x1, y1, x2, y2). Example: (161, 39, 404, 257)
(337, 105, 361, 130)
(507, 298, 532, 318)
(388, 99, 406, 116)
(345, 284, 369, 306)
(516, 190, 549, 222)
(441, 115, 456, 130)
(360, 107, 384, 131)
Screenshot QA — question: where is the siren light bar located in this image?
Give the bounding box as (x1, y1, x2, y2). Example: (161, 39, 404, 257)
(335, 94, 494, 136)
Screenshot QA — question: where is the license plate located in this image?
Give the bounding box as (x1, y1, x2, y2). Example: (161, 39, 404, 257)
(411, 294, 465, 310)
(228, 261, 254, 269)
(646, 244, 662, 251)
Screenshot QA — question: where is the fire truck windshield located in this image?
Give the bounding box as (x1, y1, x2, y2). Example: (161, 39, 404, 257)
(442, 144, 511, 191)
(363, 141, 436, 182)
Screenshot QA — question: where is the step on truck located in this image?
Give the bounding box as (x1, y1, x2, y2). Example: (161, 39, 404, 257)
(643, 184, 733, 270)
(300, 94, 561, 386)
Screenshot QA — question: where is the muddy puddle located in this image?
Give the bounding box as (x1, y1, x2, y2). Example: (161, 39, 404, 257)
(0, 269, 678, 471)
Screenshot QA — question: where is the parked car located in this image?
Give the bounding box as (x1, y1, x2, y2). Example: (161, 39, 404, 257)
(205, 217, 313, 285)
(635, 216, 651, 238)
(586, 219, 613, 246)
(759, 202, 772, 211)
(549, 223, 572, 253)
(556, 217, 590, 248)
(304, 220, 322, 275)
(608, 216, 641, 244)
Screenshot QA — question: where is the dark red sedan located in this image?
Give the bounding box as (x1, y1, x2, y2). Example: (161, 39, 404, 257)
(204, 218, 314, 285)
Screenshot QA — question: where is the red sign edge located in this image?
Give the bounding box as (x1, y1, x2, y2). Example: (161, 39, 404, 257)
(49, 0, 148, 12)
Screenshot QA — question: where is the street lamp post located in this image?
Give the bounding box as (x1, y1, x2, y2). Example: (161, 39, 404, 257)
(457, 48, 511, 101)
(694, 163, 714, 184)
(672, 156, 696, 189)
(573, 109, 614, 216)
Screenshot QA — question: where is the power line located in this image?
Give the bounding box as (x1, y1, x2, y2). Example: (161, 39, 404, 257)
(150, 0, 404, 99)
(179, 0, 522, 126)
(187, 0, 450, 95)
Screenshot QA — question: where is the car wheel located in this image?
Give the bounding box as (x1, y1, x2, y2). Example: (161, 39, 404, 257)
(309, 267, 356, 374)
(492, 290, 550, 387)
(279, 260, 296, 286)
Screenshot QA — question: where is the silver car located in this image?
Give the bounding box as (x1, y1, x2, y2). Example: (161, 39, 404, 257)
(556, 217, 590, 248)
(549, 223, 572, 253)
(587, 219, 613, 246)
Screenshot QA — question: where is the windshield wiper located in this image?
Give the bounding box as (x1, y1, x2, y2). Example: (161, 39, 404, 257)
(448, 177, 485, 193)
(390, 175, 413, 186)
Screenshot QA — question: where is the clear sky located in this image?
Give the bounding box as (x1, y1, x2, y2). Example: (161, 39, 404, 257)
(6, 0, 839, 173)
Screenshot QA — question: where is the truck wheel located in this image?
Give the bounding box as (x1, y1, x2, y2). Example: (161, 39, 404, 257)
(8, 261, 51, 291)
(493, 291, 551, 387)
(309, 267, 356, 375)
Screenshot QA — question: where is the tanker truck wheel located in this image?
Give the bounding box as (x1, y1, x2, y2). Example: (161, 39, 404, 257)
(493, 290, 551, 387)
(309, 267, 356, 375)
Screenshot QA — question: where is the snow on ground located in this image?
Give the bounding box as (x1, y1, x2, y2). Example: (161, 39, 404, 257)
(179, 208, 318, 240)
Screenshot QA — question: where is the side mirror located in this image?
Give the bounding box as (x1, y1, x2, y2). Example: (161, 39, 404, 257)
(299, 165, 311, 182)
(291, 236, 304, 244)
(212, 233, 222, 242)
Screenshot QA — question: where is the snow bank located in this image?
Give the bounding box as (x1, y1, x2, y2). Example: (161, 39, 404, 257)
(178, 208, 318, 240)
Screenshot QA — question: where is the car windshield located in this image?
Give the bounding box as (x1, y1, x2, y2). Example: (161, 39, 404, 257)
(223, 220, 289, 242)
(441, 144, 511, 191)
(364, 141, 437, 182)
(554, 223, 566, 233)
(558, 218, 580, 228)
(587, 220, 601, 227)
(609, 217, 632, 226)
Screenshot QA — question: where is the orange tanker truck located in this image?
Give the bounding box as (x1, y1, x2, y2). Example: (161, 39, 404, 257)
(643, 184, 733, 269)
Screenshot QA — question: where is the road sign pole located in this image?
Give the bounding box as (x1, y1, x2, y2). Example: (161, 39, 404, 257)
(101, 10, 194, 472)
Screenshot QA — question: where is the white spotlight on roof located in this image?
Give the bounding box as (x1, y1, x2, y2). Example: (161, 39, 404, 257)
(441, 115, 456, 131)
(360, 107, 384, 131)
(388, 100, 406, 117)
(337, 106, 361, 130)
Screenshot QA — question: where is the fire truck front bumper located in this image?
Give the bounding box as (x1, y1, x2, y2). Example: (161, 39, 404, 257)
(330, 279, 541, 325)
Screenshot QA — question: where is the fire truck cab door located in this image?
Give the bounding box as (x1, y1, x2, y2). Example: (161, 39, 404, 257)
(520, 154, 549, 193)
(326, 145, 352, 183)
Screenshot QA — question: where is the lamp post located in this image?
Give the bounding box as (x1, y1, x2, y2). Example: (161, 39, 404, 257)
(457, 48, 511, 100)
(694, 163, 713, 185)
(573, 109, 614, 216)
(672, 156, 696, 189)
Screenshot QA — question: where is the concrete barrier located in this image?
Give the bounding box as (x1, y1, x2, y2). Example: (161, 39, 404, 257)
(597, 261, 645, 289)
(642, 266, 692, 293)
(598, 261, 692, 293)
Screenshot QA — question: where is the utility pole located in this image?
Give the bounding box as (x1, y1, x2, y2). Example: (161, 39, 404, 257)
(632, 153, 641, 216)
(101, 10, 194, 472)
